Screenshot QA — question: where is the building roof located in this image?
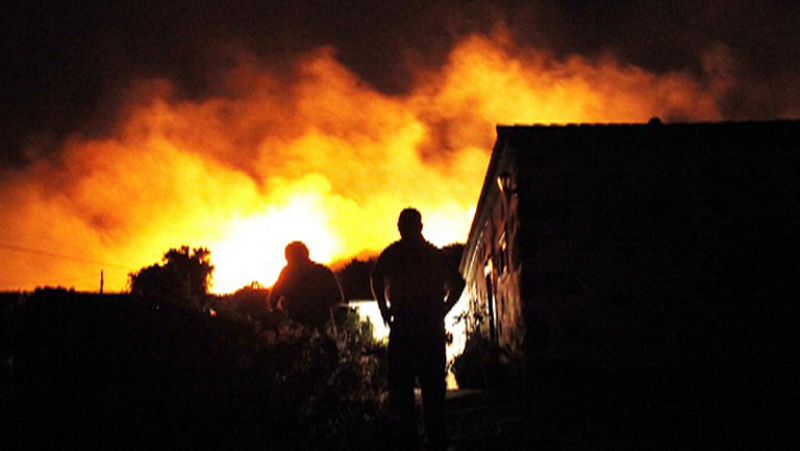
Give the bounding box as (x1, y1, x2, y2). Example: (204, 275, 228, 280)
(460, 120, 800, 273)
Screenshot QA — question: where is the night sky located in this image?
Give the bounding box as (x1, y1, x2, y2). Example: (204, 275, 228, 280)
(3, 0, 800, 168)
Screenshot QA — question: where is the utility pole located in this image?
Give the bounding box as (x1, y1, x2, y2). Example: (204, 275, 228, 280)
(100, 270, 104, 295)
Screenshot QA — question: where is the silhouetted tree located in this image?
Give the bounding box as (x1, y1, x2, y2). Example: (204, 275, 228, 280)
(129, 246, 214, 310)
(335, 258, 376, 301)
(441, 243, 464, 271)
(229, 282, 270, 317)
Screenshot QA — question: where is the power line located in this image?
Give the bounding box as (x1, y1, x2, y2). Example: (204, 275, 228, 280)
(0, 242, 129, 269)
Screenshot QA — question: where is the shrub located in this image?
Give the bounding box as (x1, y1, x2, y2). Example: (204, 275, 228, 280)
(6, 291, 387, 449)
(451, 330, 512, 389)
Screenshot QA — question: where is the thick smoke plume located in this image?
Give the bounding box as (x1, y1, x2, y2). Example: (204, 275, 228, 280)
(0, 32, 727, 292)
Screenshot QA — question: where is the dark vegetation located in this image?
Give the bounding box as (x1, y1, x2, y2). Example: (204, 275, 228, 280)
(451, 331, 514, 390)
(129, 246, 214, 310)
(2, 247, 387, 449)
(335, 258, 375, 301)
(1, 245, 474, 449)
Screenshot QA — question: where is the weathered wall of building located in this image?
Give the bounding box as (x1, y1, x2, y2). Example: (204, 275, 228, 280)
(460, 143, 525, 354)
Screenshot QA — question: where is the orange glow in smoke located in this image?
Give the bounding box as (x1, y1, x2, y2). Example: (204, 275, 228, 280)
(0, 33, 722, 293)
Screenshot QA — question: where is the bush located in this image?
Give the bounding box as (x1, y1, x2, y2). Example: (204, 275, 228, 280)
(6, 291, 387, 449)
(451, 331, 512, 389)
(129, 246, 213, 311)
(201, 302, 389, 448)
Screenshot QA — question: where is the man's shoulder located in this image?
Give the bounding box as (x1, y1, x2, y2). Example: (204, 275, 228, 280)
(384, 239, 443, 255)
(422, 239, 441, 253)
(377, 240, 403, 258)
(310, 261, 335, 276)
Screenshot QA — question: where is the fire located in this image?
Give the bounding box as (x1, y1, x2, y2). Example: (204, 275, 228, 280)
(0, 33, 722, 293)
(210, 191, 339, 293)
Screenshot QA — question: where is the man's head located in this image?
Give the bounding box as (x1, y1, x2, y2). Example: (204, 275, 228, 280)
(397, 208, 423, 240)
(284, 241, 310, 266)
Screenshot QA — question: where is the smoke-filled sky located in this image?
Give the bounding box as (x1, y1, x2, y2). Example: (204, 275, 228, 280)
(2, 1, 798, 292)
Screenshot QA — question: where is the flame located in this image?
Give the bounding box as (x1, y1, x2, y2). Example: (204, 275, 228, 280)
(0, 33, 722, 293)
(210, 190, 339, 293)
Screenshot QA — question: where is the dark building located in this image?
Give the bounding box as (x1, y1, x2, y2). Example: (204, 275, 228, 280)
(460, 121, 799, 371)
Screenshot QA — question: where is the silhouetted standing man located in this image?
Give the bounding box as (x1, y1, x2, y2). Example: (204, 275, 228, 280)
(371, 208, 465, 451)
(270, 241, 343, 330)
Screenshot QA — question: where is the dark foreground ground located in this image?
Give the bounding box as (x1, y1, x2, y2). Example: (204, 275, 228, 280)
(445, 368, 796, 450)
(3, 292, 797, 450)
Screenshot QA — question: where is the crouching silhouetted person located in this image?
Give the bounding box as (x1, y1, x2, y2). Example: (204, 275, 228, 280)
(371, 208, 465, 451)
(270, 241, 344, 330)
